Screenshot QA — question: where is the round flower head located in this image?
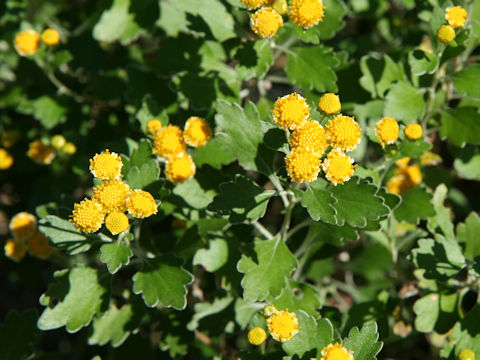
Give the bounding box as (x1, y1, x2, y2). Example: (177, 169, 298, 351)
(41, 28, 60, 46)
(250, 8, 284, 38)
(325, 114, 362, 151)
(289, 120, 328, 156)
(27, 140, 55, 165)
(446, 6, 467, 29)
(105, 212, 129, 235)
(437, 25, 455, 43)
(322, 149, 356, 185)
(386, 174, 413, 195)
(404, 165, 422, 186)
(404, 123, 423, 140)
(28, 231, 53, 259)
(126, 190, 157, 218)
(14, 30, 40, 56)
(395, 157, 411, 169)
(459, 349, 475, 360)
(318, 93, 341, 115)
(248, 327, 267, 346)
(71, 198, 105, 233)
(4, 239, 27, 262)
(285, 148, 321, 183)
(375, 117, 399, 148)
(266, 310, 300, 342)
(93, 180, 131, 213)
(240, 0, 267, 10)
(289, 0, 326, 29)
(183, 117, 212, 148)
(272, 93, 311, 130)
(165, 153, 196, 184)
(420, 151, 442, 166)
(146, 119, 162, 135)
(153, 125, 186, 158)
(263, 304, 278, 317)
(90, 149, 123, 180)
(9, 212, 37, 240)
(0, 148, 14, 170)
(62, 142, 77, 155)
(320, 342, 354, 360)
(51, 135, 66, 150)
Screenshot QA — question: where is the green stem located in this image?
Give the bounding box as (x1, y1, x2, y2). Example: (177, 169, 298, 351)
(253, 221, 274, 240)
(269, 174, 289, 207)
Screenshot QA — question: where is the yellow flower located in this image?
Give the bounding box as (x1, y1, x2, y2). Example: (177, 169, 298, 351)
(183, 117, 212, 148)
(93, 180, 131, 213)
(9, 212, 37, 240)
(386, 174, 413, 195)
(62, 142, 77, 155)
(248, 327, 267, 346)
(395, 157, 411, 169)
(126, 190, 157, 218)
(404, 123, 423, 140)
(27, 140, 55, 165)
(165, 153, 196, 184)
(0, 148, 14, 170)
(375, 117, 399, 148)
(459, 349, 475, 360)
(318, 93, 341, 115)
(446, 6, 467, 29)
(51, 134, 66, 149)
(404, 165, 422, 185)
(266, 310, 300, 342)
(437, 25, 455, 43)
(153, 125, 186, 158)
(387, 162, 422, 194)
(240, 0, 268, 10)
(14, 30, 40, 56)
(263, 304, 278, 317)
(146, 119, 162, 135)
(272, 93, 311, 130)
(105, 212, 129, 235)
(89, 149, 123, 180)
(325, 114, 362, 151)
(4, 239, 27, 262)
(28, 231, 53, 259)
(289, 120, 328, 156)
(320, 342, 354, 360)
(420, 151, 442, 166)
(250, 8, 284, 38)
(41, 28, 60, 46)
(71, 198, 105, 233)
(285, 148, 321, 183)
(322, 149, 356, 185)
(289, 0, 326, 29)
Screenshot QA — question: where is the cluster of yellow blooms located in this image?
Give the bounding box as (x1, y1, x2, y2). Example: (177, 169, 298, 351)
(273, 92, 361, 185)
(242, 0, 326, 38)
(375, 118, 423, 148)
(386, 157, 423, 195)
(27, 136, 76, 165)
(437, 6, 467, 43)
(147, 117, 212, 184)
(4, 212, 53, 261)
(14, 28, 60, 56)
(70, 150, 157, 235)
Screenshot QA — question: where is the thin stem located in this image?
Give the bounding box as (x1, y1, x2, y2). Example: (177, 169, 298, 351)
(269, 174, 289, 207)
(280, 200, 295, 242)
(287, 218, 313, 240)
(253, 221, 274, 240)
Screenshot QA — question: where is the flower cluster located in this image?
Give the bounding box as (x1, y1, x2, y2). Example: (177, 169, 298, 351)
(14, 28, 60, 56)
(386, 157, 423, 195)
(71, 150, 157, 235)
(273, 92, 360, 185)
(437, 5, 467, 43)
(148, 117, 212, 184)
(320, 342, 354, 360)
(4, 212, 53, 261)
(374, 117, 423, 149)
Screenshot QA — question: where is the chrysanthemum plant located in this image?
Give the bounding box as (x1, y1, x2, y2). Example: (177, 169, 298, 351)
(1, 0, 480, 358)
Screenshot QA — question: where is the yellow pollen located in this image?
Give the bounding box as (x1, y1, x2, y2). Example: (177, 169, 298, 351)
(325, 114, 362, 151)
(272, 93, 311, 130)
(183, 117, 212, 148)
(375, 117, 399, 147)
(126, 190, 157, 218)
(105, 212, 129, 235)
(266, 310, 300, 342)
(250, 8, 284, 38)
(437, 25, 455, 43)
(0, 148, 14, 170)
(404, 123, 423, 140)
(41, 28, 60, 46)
(14, 30, 40, 56)
(285, 148, 321, 183)
(71, 198, 105, 233)
(89, 149, 123, 180)
(459, 349, 475, 360)
(248, 327, 267, 346)
(165, 153, 196, 184)
(93, 180, 131, 213)
(445, 6, 467, 29)
(288, 0, 326, 29)
(153, 125, 186, 158)
(240, 0, 269, 10)
(146, 119, 163, 135)
(27, 140, 55, 165)
(9, 212, 37, 240)
(4, 239, 27, 262)
(320, 342, 354, 360)
(28, 231, 53, 259)
(318, 93, 341, 115)
(322, 150, 356, 185)
(289, 120, 328, 156)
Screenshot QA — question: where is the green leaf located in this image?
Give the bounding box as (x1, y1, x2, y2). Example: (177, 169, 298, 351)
(384, 81, 426, 123)
(305, 221, 359, 246)
(413, 292, 458, 334)
(124, 139, 153, 173)
(454, 146, 480, 180)
(359, 55, 405, 98)
(38, 265, 110, 333)
(0, 310, 39, 360)
(100, 242, 133, 274)
(301, 179, 337, 224)
(454, 64, 480, 99)
(394, 188, 435, 224)
(136, 94, 168, 133)
(125, 159, 160, 189)
(234, 40, 273, 80)
(440, 107, 480, 147)
(270, 280, 321, 317)
(208, 175, 275, 224)
(427, 184, 455, 240)
(193, 237, 229, 272)
(282, 311, 333, 358)
(285, 46, 339, 92)
(187, 296, 234, 331)
(408, 50, 438, 76)
(343, 322, 383, 360)
(394, 139, 432, 159)
(195, 0, 235, 42)
(237, 237, 297, 303)
(156, 0, 188, 37)
(192, 137, 235, 169)
(457, 212, 480, 261)
(132, 255, 193, 309)
(32, 96, 67, 129)
(172, 178, 215, 209)
(449, 305, 480, 357)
